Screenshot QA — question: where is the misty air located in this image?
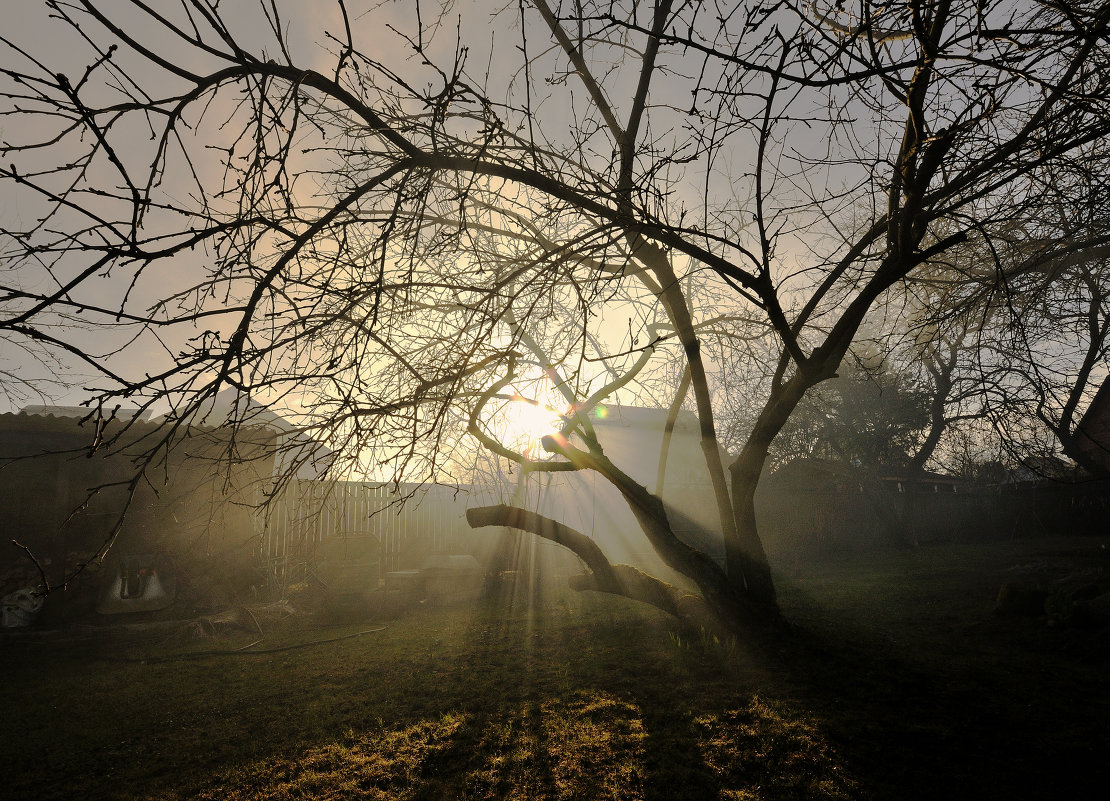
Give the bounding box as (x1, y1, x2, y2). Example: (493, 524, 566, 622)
(2, 2, 1109, 799)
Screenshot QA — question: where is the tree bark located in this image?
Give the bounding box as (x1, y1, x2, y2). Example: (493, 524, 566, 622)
(728, 376, 814, 606)
(467, 504, 728, 633)
(634, 243, 745, 589)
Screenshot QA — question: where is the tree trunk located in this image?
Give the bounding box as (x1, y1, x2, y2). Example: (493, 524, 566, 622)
(635, 243, 744, 587)
(729, 444, 778, 607)
(728, 376, 814, 606)
(467, 503, 760, 634)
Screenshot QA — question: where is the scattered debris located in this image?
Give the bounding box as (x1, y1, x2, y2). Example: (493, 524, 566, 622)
(1, 587, 44, 627)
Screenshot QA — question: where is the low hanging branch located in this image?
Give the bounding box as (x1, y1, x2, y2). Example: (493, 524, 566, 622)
(537, 432, 762, 625)
(466, 503, 721, 632)
(466, 503, 620, 590)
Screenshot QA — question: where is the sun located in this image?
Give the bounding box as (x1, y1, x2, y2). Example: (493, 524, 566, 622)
(501, 395, 564, 456)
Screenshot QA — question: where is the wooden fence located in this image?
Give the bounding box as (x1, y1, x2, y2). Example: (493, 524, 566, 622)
(257, 480, 479, 596)
(756, 478, 1110, 558)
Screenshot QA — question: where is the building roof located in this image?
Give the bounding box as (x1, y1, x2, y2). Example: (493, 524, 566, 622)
(186, 388, 334, 480)
(19, 404, 151, 421)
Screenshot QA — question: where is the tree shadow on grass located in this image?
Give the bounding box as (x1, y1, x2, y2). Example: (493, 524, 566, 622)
(428, 592, 856, 801)
(2, 587, 950, 800)
(138, 563, 1108, 801)
(762, 582, 1110, 801)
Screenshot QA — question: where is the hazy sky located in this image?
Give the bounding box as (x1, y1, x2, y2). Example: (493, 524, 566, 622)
(2, 1, 1070, 425)
(1, 0, 701, 414)
(1, 2, 390, 411)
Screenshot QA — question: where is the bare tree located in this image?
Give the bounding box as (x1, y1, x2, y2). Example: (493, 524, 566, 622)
(871, 242, 1005, 478)
(893, 146, 1110, 479)
(982, 163, 1110, 476)
(2, 1, 1110, 630)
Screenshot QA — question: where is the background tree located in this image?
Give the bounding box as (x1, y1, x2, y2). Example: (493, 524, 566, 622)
(772, 358, 931, 471)
(889, 145, 1110, 480)
(2, 1, 1110, 631)
(979, 163, 1110, 477)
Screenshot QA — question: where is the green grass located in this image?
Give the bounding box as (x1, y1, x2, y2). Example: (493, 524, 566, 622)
(3, 536, 1108, 800)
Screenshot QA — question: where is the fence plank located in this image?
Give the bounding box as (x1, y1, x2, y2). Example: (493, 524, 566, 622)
(259, 480, 476, 596)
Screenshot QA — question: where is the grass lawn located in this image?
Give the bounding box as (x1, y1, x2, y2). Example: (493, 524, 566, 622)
(2, 535, 1108, 800)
